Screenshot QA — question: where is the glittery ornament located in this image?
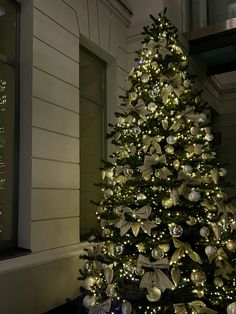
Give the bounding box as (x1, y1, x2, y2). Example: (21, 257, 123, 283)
(147, 102, 157, 112)
(183, 165, 193, 173)
(173, 159, 180, 170)
(102, 228, 111, 237)
(113, 206, 123, 216)
(115, 244, 124, 255)
(169, 224, 183, 237)
(132, 126, 141, 135)
(155, 217, 162, 225)
(188, 191, 201, 202)
(205, 245, 217, 262)
(219, 167, 227, 176)
(183, 79, 191, 88)
(83, 276, 96, 290)
(186, 216, 197, 226)
(121, 302, 132, 314)
(151, 247, 164, 259)
(190, 126, 199, 135)
(106, 284, 116, 297)
(141, 74, 150, 83)
(226, 239, 236, 252)
(135, 267, 145, 276)
(124, 167, 134, 176)
(200, 227, 210, 237)
(227, 302, 236, 314)
(104, 189, 113, 197)
(214, 277, 224, 287)
(150, 88, 158, 98)
(167, 135, 177, 145)
(159, 243, 170, 252)
(194, 144, 202, 155)
(117, 117, 125, 125)
(84, 261, 93, 272)
(190, 269, 206, 285)
(129, 92, 137, 101)
(146, 287, 162, 302)
(162, 198, 173, 209)
(83, 295, 96, 308)
(165, 145, 174, 154)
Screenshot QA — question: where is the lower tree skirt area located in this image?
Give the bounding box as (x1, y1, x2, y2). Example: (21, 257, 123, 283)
(45, 297, 87, 314)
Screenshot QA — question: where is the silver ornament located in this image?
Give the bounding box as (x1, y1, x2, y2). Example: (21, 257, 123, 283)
(219, 167, 227, 176)
(115, 244, 124, 255)
(113, 206, 123, 215)
(146, 287, 162, 302)
(121, 302, 132, 314)
(190, 126, 199, 135)
(214, 277, 224, 287)
(104, 189, 113, 197)
(135, 267, 145, 276)
(102, 228, 111, 237)
(188, 191, 201, 202)
(183, 165, 193, 173)
(200, 227, 210, 237)
(159, 243, 170, 253)
(183, 79, 191, 88)
(155, 217, 162, 225)
(137, 193, 147, 200)
(190, 269, 206, 285)
(132, 126, 141, 135)
(129, 92, 137, 101)
(83, 295, 96, 308)
(84, 261, 93, 272)
(199, 113, 207, 122)
(194, 144, 202, 155)
(83, 276, 96, 290)
(186, 216, 197, 226)
(227, 302, 236, 314)
(147, 102, 157, 112)
(151, 247, 165, 259)
(205, 245, 217, 261)
(106, 284, 116, 297)
(124, 167, 134, 176)
(205, 134, 214, 141)
(117, 117, 125, 125)
(150, 88, 158, 98)
(169, 224, 183, 237)
(167, 135, 177, 145)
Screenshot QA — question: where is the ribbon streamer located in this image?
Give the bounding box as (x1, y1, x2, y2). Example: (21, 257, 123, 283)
(171, 238, 202, 265)
(170, 106, 199, 132)
(174, 300, 217, 314)
(139, 154, 166, 181)
(137, 254, 174, 291)
(142, 134, 162, 154)
(115, 206, 156, 237)
(89, 299, 112, 314)
(214, 248, 235, 279)
(212, 196, 236, 223)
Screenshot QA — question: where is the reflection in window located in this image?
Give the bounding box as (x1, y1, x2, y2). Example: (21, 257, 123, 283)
(79, 46, 107, 239)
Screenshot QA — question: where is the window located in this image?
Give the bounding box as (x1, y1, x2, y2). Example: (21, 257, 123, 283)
(0, 0, 19, 251)
(79, 46, 107, 239)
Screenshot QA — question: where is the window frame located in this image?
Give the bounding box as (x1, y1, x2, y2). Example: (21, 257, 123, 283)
(0, 0, 20, 252)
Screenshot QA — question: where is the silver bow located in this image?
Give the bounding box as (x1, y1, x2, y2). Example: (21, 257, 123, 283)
(139, 154, 166, 181)
(115, 206, 156, 237)
(157, 37, 171, 59)
(142, 134, 162, 154)
(89, 299, 111, 314)
(170, 106, 199, 132)
(137, 254, 174, 292)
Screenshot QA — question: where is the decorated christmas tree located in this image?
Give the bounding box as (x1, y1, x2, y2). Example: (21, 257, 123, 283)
(80, 10, 236, 314)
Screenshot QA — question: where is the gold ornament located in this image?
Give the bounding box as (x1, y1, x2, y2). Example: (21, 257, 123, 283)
(165, 145, 174, 154)
(106, 284, 116, 297)
(186, 216, 197, 226)
(141, 73, 150, 83)
(169, 223, 183, 237)
(147, 102, 157, 112)
(227, 302, 236, 314)
(146, 287, 162, 302)
(193, 289, 205, 298)
(200, 227, 210, 237)
(214, 277, 224, 287)
(226, 239, 236, 252)
(135, 267, 145, 276)
(190, 269, 206, 285)
(159, 243, 170, 253)
(151, 247, 165, 259)
(173, 159, 180, 170)
(83, 276, 96, 290)
(162, 198, 173, 209)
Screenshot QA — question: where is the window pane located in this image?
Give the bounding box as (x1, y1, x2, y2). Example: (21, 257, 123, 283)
(0, 61, 16, 246)
(0, 0, 17, 60)
(80, 47, 106, 238)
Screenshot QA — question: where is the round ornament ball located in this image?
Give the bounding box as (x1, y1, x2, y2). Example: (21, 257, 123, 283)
(159, 243, 170, 253)
(104, 189, 113, 197)
(181, 61, 188, 68)
(141, 74, 150, 83)
(84, 261, 93, 272)
(194, 289, 205, 298)
(132, 126, 141, 135)
(205, 134, 214, 141)
(219, 167, 227, 176)
(147, 102, 157, 112)
(194, 144, 202, 155)
(162, 198, 173, 209)
(124, 167, 134, 176)
(135, 267, 145, 276)
(183, 79, 191, 88)
(121, 302, 132, 314)
(113, 206, 123, 216)
(165, 145, 174, 154)
(200, 227, 210, 237)
(129, 92, 137, 101)
(83, 295, 96, 308)
(188, 191, 201, 202)
(186, 216, 197, 226)
(205, 245, 217, 259)
(146, 287, 162, 302)
(83, 276, 96, 290)
(190, 126, 199, 135)
(169, 224, 183, 237)
(151, 247, 164, 260)
(226, 239, 236, 252)
(199, 113, 207, 123)
(167, 135, 177, 145)
(190, 269, 206, 285)
(150, 88, 158, 98)
(214, 277, 224, 287)
(106, 284, 116, 297)
(183, 165, 193, 174)
(227, 302, 236, 314)
(115, 244, 124, 255)
(117, 117, 125, 125)
(102, 228, 111, 237)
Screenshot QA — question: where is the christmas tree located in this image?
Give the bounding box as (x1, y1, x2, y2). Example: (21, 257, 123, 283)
(80, 10, 236, 314)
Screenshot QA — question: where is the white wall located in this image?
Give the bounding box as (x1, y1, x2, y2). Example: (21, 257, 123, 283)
(0, 0, 130, 313)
